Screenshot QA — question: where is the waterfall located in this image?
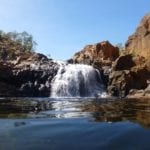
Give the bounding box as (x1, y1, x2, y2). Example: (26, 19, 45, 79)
(51, 63, 105, 97)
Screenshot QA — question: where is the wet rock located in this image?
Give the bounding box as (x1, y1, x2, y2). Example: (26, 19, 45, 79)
(128, 89, 145, 98)
(14, 122, 26, 127)
(128, 84, 150, 98)
(0, 98, 53, 114)
(0, 53, 59, 97)
(0, 82, 18, 97)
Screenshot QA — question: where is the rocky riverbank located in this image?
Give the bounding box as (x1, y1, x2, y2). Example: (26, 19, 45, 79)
(0, 53, 59, 97)
(0, 14, 150, 98)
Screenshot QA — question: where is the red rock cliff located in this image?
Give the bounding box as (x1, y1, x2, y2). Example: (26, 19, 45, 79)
(125, 13, 150, 59)
(71, 41, 119, 67)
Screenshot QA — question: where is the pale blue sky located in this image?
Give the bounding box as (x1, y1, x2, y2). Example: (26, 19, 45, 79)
(0, 0, 150, 60)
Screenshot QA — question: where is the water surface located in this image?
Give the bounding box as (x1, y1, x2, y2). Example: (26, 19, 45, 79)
(0, 97, 150, 150)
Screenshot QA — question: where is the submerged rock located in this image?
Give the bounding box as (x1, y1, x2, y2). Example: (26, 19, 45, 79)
(0, 98, 53, 114)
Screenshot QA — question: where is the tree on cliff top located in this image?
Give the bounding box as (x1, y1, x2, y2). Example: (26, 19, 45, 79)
(0, 30, 37, 60)
(0, 30, 37, 52)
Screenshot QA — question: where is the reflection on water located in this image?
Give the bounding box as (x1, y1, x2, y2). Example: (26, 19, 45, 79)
(1, 98, 150, 150)
(0, 97, 150, 128)
(82, 98, 150, 128)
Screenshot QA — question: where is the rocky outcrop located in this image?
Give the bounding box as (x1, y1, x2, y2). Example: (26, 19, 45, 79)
(112, 13, 150, 98)
(68, 41, 120, 88)
(107, 13, 150, 98)
(125, 13, 150, 59)
(112, 54, 136, 70)
(108, 66, 150, 97)
(0, 53, 59, 97)
(70, 41, 119, 69)
(1, 14, 150, 98)
(127, 84, 150, 98)
(107, 55, 150, 97)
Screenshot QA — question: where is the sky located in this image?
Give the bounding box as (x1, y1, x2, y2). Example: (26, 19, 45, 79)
(0, 0, 150, 60)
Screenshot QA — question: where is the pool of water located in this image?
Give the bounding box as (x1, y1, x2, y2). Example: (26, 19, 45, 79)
(0, 97, 150, 150)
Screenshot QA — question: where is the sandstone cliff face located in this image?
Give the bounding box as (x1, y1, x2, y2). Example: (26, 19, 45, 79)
(68, 41, 120, 87)
(70, 41, 119, 68)
(125, 13, 150, 59)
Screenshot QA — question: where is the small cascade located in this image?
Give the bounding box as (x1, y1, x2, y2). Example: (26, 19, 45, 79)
(51, 63, 105, 97)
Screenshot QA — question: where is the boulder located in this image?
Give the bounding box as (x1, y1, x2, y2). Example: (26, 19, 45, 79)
(112, 54, 136, 71)
(71, 41, 119, 69)
(125, 13, 150, 59)
(108, 54, 150, 97)
(127, 83, 150, 99)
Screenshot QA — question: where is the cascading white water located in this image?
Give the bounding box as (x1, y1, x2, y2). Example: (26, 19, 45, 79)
(51, 63, 105, 97)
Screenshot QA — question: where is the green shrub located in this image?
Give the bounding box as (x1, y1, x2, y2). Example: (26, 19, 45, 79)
(0, 30, 37, 60)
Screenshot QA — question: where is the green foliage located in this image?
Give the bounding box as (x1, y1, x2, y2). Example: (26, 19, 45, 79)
(0, 30, 37, 60)
(0, 30, 37, 52)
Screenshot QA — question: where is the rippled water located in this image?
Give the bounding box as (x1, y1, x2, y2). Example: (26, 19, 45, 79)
(0, 97, 150, 150)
